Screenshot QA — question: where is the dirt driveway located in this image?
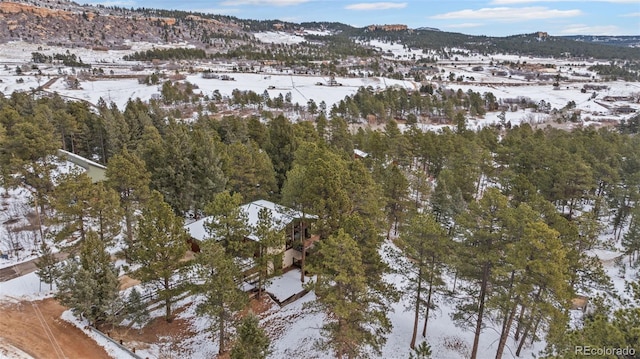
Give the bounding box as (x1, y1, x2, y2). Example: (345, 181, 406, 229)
(0, 298, 111, 359)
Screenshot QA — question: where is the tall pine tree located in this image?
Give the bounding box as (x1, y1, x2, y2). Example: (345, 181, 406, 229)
(307, 229, 392, 358)
(196, 241, 248, 355)
(130, 191, 189, 322)
(106, 148, 150, 248)
(204, 191, 250, 258)
(399, 212, 450, 348)
(253, 207, 285, 298)
(230, 314, 271, 359)
(55, 230, 120, 326)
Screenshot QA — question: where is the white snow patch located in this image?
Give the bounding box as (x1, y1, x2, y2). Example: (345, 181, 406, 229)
(0, 339, 35, 359)
(254, 32, 306, 45)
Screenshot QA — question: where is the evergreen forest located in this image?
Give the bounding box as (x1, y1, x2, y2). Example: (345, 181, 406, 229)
(1, 89, 639, 359)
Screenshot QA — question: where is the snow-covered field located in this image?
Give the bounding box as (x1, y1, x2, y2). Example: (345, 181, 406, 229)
(0, 70, 417, 112)
(47, 77, 161, 109)
(447, 81, 640, 112)
(254, 31, 306, 45)
(1, 38, 637, 129)
(360, 39, 434, 61)
(0, 40, 193, 64)
(187, 73, 417, 112)
(254, 29, 332, 45)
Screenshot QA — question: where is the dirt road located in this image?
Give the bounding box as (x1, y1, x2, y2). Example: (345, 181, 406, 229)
(0, 252, 68, 282)
(0, 298, 111, 359)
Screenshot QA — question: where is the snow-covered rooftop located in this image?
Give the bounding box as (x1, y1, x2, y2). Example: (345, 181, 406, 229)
(265, 269, 310, 303)
(354, 148, 369, 158)
(185, 199, 316, 242)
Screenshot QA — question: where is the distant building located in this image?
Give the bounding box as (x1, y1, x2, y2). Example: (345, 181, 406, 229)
(353, 149, 369, 159)
(614, 106, 636, 114)
(367, 24, 408, 32)
(202, 72, 220, 79)
(583, 84, 609, 91)
(327, 75, 340, 86)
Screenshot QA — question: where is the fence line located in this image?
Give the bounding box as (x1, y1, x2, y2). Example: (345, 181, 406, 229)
(88, 326, 144, 359)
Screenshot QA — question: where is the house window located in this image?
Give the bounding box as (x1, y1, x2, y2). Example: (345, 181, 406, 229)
(286, 223, 307, 250)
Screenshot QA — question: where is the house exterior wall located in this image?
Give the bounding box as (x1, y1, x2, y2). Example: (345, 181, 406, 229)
(283, 248, 302, 268)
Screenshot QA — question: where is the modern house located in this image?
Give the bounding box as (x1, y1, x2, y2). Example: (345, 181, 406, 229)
(185, 199, 318, 272)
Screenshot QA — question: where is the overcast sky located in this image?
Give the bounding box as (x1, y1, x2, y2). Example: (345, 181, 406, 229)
(87, 0, 640, 36)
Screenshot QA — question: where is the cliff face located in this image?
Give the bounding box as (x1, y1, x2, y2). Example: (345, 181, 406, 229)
(0, 1, 246, 47)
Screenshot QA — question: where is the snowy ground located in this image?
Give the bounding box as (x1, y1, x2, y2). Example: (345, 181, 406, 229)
(253, 29, 333, 45)
(0, 187, 37, 264)
(0, 40, 192, 64)
(359, 39, 434, 61)
(0, 338, 34, 359)
(187, 72, 417, 112)
(254, 241, 549, 359)
(1, 38, 637, 131)
(0, 271, 55, 302)
(254, 31, 306, 45)
(447, 81, 640, 115)
(46, 77, 162, 109)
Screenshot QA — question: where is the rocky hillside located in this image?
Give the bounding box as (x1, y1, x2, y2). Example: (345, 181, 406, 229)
(0, 0, 248, 48)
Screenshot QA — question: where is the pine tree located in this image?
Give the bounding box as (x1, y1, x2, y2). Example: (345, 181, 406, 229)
(35, 240, 59, 291)
(130, 191, 189, 323)
(306, 229, 392, 358)
(378, 163, 410, 238)
(544, 282, 640, 358)
(409, 341, 432, 359)
(253, 207, 285, 298)
(196, 240, 247, 355)
(49, 171, 122, 246)
(493, 210, 571, 359)
(189, 128, 227, 215)
(88, 182, 123, 245)
(623, 207, 640, 265)
(282, 143, 351, 238)
(154, 119, 195, 214)
(124, 288, 150, 328)
(55, 230, 120, 326)
(399, 212, 449, 349)
(509, 221, 572, 358)
(1, 109, 60, 215)
(106, 148, 150, 248)
(265, 115, 297, 191)
(230, 314, 271, 359)
(48, 171, 96, 243)
(204, 191, 250, 258)
(453, 188, 510, 359)
(224, 141, 277, 202)
(327, 117, 353, 156)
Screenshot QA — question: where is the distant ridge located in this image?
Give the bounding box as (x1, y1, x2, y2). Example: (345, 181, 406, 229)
(1, 0, 639, 60)
(415, 27, 441, 32)
(561, 35, 640, 48)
